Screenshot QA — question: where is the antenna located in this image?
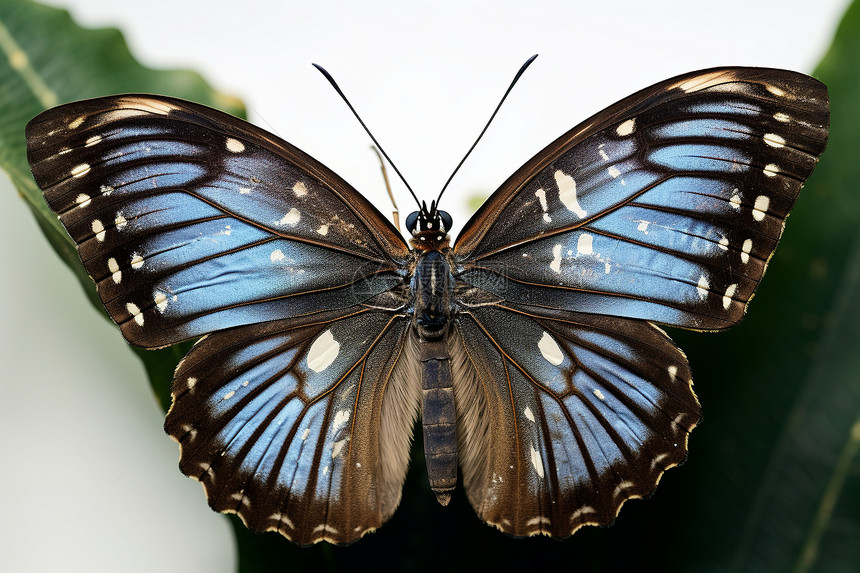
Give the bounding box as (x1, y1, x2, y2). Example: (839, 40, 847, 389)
(312, 63, 421, 208)
(436, 54, 538, 204)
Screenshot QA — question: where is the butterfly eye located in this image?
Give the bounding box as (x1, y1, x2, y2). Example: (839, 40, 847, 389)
(438, 210, 453, 232)
(406, 211, 420, 234)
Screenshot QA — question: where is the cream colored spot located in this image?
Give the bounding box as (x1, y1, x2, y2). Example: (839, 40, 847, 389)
(538, 331, 564, 366)
(577, 233, 593, 255)
(763, 133, 785, 148)
(763, 163, 779, 177)
(668, 365, 678, 382)
(76, 194, 91, 208)
(270, 249, 286, 262)
(616, 118, 636, 136)
(226, 138, 245, 153)
(154, 291, 168, 313)
(115, 212, 128, 230)
(187, 377, 197, 391)
(524, 407, 535, 423)
(223, 390, 236, 400)
(723, 283, 738, 310)
(71, 163, 90, 178)
(549, 243, 562, 273)
(130, 253, 144, 269)
(277, 208, 301, 226)
(301, 428, 310, 441)
(85, 135, 102, 147)
(91, 220, 106, 242)
(100, 184, 113, 195)
(741, 239, 753, 264)
(613, 480, 635, 499)
(126, 302, 144, 326)
(752, 195, 770, 221)
(239, 187, 251, 194)
(599, 148, 610, 161)
(774, 112, 790, 123)
(554, 170, 587, 218)
(636, 220, 650, 234)
(766, 84, 786, 97)
(697, 275, 710, 300)
(593, 389, 605, 401)
(68, 116, 85, 129)
(529, 445, 545, 479)
(307, 329, 340, 373)
(333, 410, 350, 429)
(293, 181, 308, 197)
(718, 237, 729, 251)
(534, 188, 551, 223)
(332, 439, 346, 458)
(729, 191, 742, 210)
(108, 258, 121, 284)
(316, 224, 329, 236)
(608, 166, 621, 178)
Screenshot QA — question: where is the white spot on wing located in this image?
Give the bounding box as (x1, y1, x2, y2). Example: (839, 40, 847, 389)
(91, 220, 106, 242)
(723, 284, 738, 310)
(107, 258, 121, 284)
(729, 191, 742, 210)
(277, 208, 301, 226)
(115, 212, 127, 230)
(222, 390, 235, 400)
(524, 407, 535, 422)
(126, 302, 143, 326)
(549, 243, 562, 273)
(774, 112, 790, 122)
(538, 331, 564, 366)
(130, 253, 144, 269)
(763, 133, 786, 148)
(752, 196, 770, 221)
(766, 84, 786, 97)
(763, 163, 780, 177)
(307, 330, 340, 373)
(607, 166, 621, 178)
(332, 439, 346, 458)
(593, 388, 605, 401)
(636, 220, 650, 234)
(741, 239, 753, 264)
(668, 365, 678, 382)
(225, 138, 245, 153)
(71, 163, 90, 178)
(554, 170, 587, 218)
(718, 237, 729, 251)
(68, 116, 85, 129)
(293, 181, 308, 197)
(76, 193, 91, 208)
(616, 118, 636, 136)
(529, 445, 545, 479)
(85, 135, 102, 147)
(301, 428, 310, 441)
(316, 224, 329, 236)
(697, 275, 710, 300)
(270, 249, 286, 262)
(534, 188, 551, 223)
(333, 410, 350, 429)
(154, 291, 168, 313)
(577, 234, 593, 255)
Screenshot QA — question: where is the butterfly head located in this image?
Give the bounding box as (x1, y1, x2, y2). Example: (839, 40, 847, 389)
(406, 200, 452, 251)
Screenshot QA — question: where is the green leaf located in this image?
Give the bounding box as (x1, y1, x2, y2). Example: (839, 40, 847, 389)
(0, 0, 244, 405)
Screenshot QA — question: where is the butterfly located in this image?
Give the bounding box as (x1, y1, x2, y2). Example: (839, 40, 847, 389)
(25, 65, 829, 545)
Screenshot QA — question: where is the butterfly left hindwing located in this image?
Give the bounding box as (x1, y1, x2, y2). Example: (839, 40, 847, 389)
(25, 66, 829, 545)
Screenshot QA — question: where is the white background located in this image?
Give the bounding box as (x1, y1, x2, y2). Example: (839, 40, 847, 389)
(0, 1, 848, 571)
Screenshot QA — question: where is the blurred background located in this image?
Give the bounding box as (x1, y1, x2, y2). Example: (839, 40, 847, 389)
(0, 1, 854, 571)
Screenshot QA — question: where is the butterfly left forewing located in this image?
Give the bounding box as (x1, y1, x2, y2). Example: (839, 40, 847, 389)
(165, 300, 420, 545)
(26, 95, 409, 348)
(450, 302, 698, 537)
(455, 68, 829, 331)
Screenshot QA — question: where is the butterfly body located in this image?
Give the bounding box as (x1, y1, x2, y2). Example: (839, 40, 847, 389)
(25, 67, 829, 545)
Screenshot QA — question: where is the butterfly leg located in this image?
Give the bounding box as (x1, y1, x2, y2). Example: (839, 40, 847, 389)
(419, 339, 458, 505)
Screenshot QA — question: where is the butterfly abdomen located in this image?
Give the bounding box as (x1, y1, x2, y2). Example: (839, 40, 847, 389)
(410, 249, 458, 504)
